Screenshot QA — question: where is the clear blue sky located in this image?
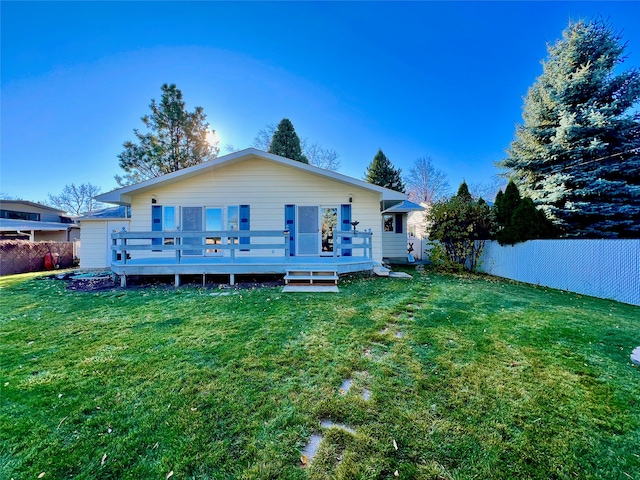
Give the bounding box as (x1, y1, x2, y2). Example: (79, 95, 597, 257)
(2, 1, 639, 203)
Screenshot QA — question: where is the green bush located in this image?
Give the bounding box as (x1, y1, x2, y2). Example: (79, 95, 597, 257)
(428, 182, 494, 272)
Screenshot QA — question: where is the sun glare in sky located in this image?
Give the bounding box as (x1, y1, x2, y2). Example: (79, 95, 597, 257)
(206, 129, 220, 149)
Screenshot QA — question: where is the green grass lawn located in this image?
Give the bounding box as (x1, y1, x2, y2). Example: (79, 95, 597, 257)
(1, 270, 639, 480)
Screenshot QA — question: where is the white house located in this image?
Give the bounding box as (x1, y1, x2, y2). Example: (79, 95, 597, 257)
(84, 149, 421, 285)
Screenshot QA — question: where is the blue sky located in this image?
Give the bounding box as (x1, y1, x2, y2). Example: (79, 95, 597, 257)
(2, 1, 639, 204)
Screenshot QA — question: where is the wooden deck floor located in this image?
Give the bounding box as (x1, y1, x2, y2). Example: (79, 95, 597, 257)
(111, 255, 374, 285)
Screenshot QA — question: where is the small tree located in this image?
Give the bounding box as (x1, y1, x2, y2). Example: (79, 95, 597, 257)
(405, 156, 450, 204)
(268, 118, 308, 163)
(428, 182, 494, 272)
(493, 180, 556, 245)
(46, 183, 105, 216)
(364, 149, 405, 192)
(116, 83, 218, 186)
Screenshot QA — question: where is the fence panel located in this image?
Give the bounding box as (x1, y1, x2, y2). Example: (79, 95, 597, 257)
(479, 239, 640, 306)
(0, 240, 74, 276)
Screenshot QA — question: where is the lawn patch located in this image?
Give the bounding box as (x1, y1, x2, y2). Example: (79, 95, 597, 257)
(1, 270, 639, 479)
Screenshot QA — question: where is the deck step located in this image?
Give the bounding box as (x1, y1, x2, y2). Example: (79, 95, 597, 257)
(373, 266, 390, 277)
(284, 269, 338, 286)
(282, 285, 339, 293)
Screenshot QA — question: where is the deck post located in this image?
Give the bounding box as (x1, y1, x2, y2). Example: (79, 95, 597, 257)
(176, 237, 181, 263)
(202, 273, 206, 287)
(120, 275, 127, 288)
(229, 273, 235, 285)
(284, 230, 290, 261)
(175, 274, 180, 287)
(112, 236, 117, 263)
(122, 238, 127, 264)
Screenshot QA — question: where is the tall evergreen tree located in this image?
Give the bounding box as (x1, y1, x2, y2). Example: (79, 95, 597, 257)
(269, 118, 308, 164)
(116, 84, 218, 186)
(494, 180, 522, 226)
(364, 149, 405, 192)
(500, 19, 640, 238)
(493, 180, 556, 245)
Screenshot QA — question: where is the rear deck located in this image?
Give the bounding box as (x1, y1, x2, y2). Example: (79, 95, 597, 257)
(110, 229, 374, 286)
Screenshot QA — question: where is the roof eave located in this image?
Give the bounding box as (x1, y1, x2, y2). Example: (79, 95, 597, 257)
(97, 148, 408, 205)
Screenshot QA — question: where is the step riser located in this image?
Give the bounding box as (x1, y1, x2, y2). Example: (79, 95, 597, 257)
(285, 270, 338, 286)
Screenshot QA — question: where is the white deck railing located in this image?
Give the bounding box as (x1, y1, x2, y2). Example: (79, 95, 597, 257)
(110, 229, 372, 264)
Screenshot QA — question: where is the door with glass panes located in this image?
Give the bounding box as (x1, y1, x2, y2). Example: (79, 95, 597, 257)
(297, 206, 338, 256)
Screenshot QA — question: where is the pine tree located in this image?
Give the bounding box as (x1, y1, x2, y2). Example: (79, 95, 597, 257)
(495, 180, 522, 225)
(268, 118, 308, 164)
(116, 84, 218, 186)
(500, 19, 640, 238)
(493, 180, 556, 245)
(455, 181, 473, 202)
(364, 149, 405, 192)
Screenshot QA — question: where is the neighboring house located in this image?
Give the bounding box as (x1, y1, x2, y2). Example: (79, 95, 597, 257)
(407, 202, 430, 261)
(88, 149, 421, 285)
(381, 199, 424, 263)
(0, 200, 79, 242)
(77, 206, 131, 269)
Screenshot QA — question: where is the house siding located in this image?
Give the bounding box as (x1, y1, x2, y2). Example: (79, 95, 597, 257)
(382, 215, 408, 259)
(80, 219, 131, 269)
(128, 158, 384, 261)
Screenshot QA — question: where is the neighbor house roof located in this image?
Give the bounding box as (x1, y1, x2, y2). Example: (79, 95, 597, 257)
(96, 148, 407, 205)
(381, 200, 425, 213)
(0, 219, 79, 232)
(76, 206, 130, 221)
(0, 200, 66, 214)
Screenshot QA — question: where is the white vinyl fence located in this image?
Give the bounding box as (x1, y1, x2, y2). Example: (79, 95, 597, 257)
(479, 239, 640, 306)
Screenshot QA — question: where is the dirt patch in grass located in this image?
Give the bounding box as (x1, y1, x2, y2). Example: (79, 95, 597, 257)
(66, 276, 118, 292)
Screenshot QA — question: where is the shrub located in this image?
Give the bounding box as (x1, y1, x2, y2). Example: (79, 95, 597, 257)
(428, 182, 494, 272)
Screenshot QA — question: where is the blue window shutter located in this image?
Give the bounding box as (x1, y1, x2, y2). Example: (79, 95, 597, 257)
(340, 204, 352, 257)
(152, 205, 162, 248)
(285, 204, 296, 256)
(239, 204, 250, 250)
(395, 214, 403, 234)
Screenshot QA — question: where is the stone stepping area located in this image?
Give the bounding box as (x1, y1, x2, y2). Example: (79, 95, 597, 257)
(631, 346, 640, 366)
(302, 320, 409, 468)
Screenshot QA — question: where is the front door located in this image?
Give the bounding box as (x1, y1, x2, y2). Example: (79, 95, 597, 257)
(321, 207, 338, 255)
(182, 206, 203, 256)
(297, 206, 338, 256)
(297, 206, 319, 255)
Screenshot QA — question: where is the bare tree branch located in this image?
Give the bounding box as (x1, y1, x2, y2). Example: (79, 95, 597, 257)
(405, 156, 450, 204)
(46, 183, 105, 216)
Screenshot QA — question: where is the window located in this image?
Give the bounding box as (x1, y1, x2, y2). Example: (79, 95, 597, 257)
(1, 209, 40, 221)
(383, 214, 395, 232)
(203, 206, 242, 254)
(227, 206, 239, 231)
(163, 206, 176, 245)
(383, 214, 403, 234)
(205, 207, 223, 254)
(152, 205, 178, 249)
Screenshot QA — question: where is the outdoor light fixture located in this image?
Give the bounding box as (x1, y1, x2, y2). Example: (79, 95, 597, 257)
(351, 220, 359, 232)
(151, 198, 157, 204)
